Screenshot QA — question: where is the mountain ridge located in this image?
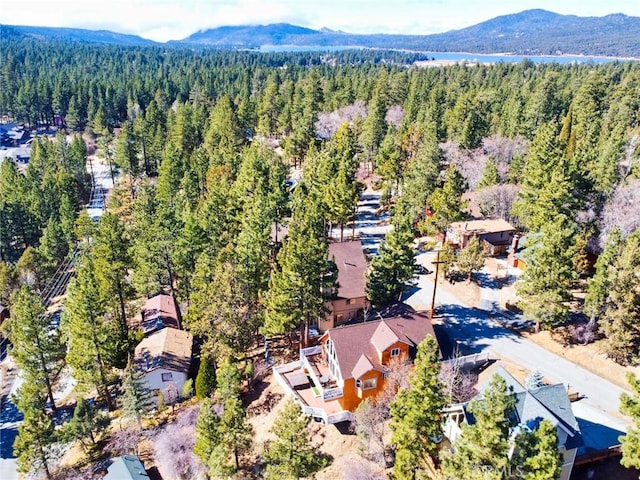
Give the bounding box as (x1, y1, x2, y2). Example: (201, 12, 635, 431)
(3, 9, 640, 57)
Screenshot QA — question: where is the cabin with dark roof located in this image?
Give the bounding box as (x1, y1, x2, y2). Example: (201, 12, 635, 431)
(321, 240, 370, 332)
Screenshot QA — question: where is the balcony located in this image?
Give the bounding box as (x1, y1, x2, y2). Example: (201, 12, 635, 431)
(273, 359, 352, 424)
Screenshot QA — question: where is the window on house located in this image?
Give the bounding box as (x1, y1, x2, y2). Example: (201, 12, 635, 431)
(336, 314, 344, 323)
(390, 348, 400, 357)
(346, 298, 354, 305)
(161, 372, 173, 382)
(363, 378, 377, 390)
(355, 379, 362, 389)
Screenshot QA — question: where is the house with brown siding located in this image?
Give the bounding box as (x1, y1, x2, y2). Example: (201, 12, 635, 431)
(321, 240, 369, 332)
(447, 218, 515, 256)
(274, 305, 438, 423)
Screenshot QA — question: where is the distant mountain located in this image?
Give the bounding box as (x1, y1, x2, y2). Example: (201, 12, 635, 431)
(0, 24, 157, 47)
(179, 10, 640, 57)
(3, 10, 640, 57)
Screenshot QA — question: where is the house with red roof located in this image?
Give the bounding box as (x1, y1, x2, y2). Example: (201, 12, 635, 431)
(274, 304, 438, 423)
(137, 293, 181, 335)
(321, 240, 370, 332)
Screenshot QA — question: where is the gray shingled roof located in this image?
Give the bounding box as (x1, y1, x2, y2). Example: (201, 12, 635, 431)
(474, 366, 583, 449)
(104, 455, 149, 480)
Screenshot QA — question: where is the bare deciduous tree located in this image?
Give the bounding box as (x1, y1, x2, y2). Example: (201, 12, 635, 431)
(353, 355, 411, 464)
(104, 422, 142, 457)
(342, 457, 387, 480)
(475, 184, 519, 224)
(438, 352, 478, 404)
(315, 100, 368, 140)
(600, 178, 640, 245)
(152, 405, 206, 480)
(385, 105, 404, 128)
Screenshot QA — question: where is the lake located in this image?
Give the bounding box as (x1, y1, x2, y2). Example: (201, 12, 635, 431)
(258, 45, 636, 64)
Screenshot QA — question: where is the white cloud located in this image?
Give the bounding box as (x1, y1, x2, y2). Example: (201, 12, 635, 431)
(1, 0, 640, 42)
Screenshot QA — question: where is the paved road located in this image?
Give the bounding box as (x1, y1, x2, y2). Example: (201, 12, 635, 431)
(403, 263, 630, 453)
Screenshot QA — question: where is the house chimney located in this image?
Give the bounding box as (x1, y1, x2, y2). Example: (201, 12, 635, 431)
(511, 234, 520, 252)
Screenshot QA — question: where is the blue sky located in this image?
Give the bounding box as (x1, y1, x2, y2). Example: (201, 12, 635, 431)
(1, 0, 640, 42)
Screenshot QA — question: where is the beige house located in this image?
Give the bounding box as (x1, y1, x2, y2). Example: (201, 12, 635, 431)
(321, 240, 369, 332)
(447, 218, 515, 255)
(442, 365, 582, 480)
(134, 327, 192, 402)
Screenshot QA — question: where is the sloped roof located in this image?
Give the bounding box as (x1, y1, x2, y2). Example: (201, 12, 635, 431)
(322, 307, 436, 381)
(475, 366, 582, 449)
(134, 327, 192, 374)
(449, 218, 516, 235)
(141, 293, 180, 333)
(105, 455, 149, 480)
(352, 354, 378, 380)
(328, 240, 368, 300)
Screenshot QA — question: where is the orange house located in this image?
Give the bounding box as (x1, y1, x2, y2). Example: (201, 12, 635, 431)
(274, 305, 438, 423)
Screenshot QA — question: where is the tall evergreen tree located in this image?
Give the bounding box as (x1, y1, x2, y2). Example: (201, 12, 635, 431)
(390, 336, 445, 480)
(6, 284, 64, 409)
(425, 166, 467, 236)
(63, 253, 119, 409)
(599, 232, 640, 364)
(516, 215, 578, 331)
(439, 375, 517, 479)
(263, 186, 330, 343)
(13, 382, 57, 480)
(264, 399, 326, 479)
(366, 224, 416, 308)
(121, 363, 154, 429)
(620, 372, 640, 469)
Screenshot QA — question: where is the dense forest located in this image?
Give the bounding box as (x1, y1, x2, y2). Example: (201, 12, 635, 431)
(2, 37, 640, 479)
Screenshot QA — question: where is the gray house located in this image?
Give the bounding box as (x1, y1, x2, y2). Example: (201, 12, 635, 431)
(443, 366, 582, 480)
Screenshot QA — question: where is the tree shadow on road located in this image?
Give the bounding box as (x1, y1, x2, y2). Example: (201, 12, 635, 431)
(433, 303, 521, 359)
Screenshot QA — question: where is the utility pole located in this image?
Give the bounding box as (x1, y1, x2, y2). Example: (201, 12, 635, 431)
(430, 249, 446, 318)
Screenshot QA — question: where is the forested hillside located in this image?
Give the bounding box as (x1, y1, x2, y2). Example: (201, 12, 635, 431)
(2, 37, 640, 478)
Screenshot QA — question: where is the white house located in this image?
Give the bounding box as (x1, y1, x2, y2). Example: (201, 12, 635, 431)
(134, 327, 192, 402)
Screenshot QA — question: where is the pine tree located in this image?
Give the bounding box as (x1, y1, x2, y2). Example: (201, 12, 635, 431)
(121, 363, 154, 429)
(425, 166, 468, 236)
(511, 419, 562, 480)
(390, 336, 445, 479)
(194, 397, 222, 465)
(63, 253, 119, 409)
(620, 372, 640, 468)
(6, 284, 64, 409)
(599, 232, 640, 364)
(516, 215, 577, 331)
(63, 396, 110, 452)
(455, 236, 486, 283)
(93, 211, 133, 344)
(13, 383, 57, 480)
(264, 400, 326, 479)
(195, 355, 216, 399)
(440, 375, 517, 479)
(263, 186, 330, 343)
(366, 224, 416, 308)
(477, 159, 500, 189)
